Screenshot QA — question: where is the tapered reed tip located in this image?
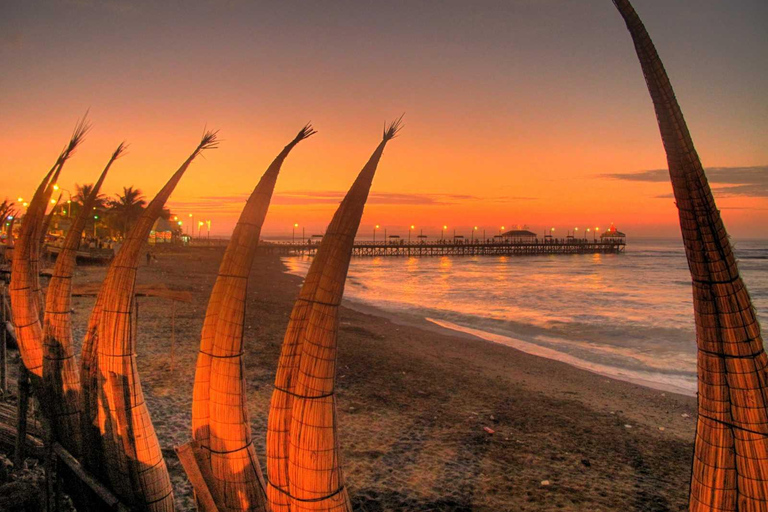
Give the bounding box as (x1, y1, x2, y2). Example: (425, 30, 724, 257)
(197, 129, 220, 152)
(65, 112, 92, 158)
(112, 141, 129, 161)
(383, 114, 405, 141)
(293, 122, 318, 144)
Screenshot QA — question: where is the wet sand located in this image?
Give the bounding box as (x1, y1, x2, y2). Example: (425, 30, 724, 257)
(33, 246, 697, 510)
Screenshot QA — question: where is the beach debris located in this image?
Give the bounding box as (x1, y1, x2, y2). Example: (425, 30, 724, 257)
(183, 124, 314, 512)
(86, 130, 218, 511)
(658, 427, 666, 432)
(483, 426, 495, 435)
(681, 413, 690, 419)
(267, 117, 403, 512)
(614, 0, 768, 508)
(624, 424, 632, 429)
(540, 480, 551, 487)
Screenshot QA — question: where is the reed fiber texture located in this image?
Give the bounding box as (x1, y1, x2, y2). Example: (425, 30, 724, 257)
(42, 144, 123, 457)
(10, 118, 89, 382)
(189, 125, 314, 512)
(92, 131, 217, 512)
(267, 119, 402, 512)
(613, 1, 768, 510)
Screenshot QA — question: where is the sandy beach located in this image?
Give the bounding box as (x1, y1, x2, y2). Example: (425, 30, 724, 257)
(6, 246, 697, 511)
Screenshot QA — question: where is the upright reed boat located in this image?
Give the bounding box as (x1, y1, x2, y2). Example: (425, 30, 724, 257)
(613, 1, 768, 510)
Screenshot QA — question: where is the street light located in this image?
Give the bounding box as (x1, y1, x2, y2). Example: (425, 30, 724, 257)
(198, 220, 204, 238)
(206, 220, 211, 239)
(472, 226, 478, 243)
(53, 185, 73, 217)
(293, 223, 298, 244)
(409, 225, 415, 243)
(374, 224, 379, 244)
(442, 225, 447, 241)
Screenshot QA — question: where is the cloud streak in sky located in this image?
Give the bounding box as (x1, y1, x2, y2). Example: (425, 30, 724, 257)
(168, 190, 537, 214)
(601, 165, 768, 198)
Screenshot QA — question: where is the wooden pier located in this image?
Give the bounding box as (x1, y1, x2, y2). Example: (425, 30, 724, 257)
(258, 238, 626, 257)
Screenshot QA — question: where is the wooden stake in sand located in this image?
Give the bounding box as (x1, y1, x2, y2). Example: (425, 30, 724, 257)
(15, 363, 31, 467)
(613, 1, 768, 510)
(1, 285, 7, 395)
(185, 124, 315, 512)
(170, 300, 176, 372)
(266, 118, 402, 512)
(91, 130, 218, 512)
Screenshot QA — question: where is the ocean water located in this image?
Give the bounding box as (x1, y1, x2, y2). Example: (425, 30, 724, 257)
(281, 238, 768, 396)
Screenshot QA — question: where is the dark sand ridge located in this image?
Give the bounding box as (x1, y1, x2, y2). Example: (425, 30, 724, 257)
(17, 245, 695, 510)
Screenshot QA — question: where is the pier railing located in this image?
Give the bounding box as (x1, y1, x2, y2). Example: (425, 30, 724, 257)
(258, 238, 626, 257)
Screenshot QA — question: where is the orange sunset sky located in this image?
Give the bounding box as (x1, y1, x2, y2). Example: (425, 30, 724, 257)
(2, 0, 767, 238)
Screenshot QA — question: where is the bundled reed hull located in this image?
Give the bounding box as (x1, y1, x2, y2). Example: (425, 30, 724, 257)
(40, 193, 61, 248)
(93, 132, 217, 511)
(80, 286, 108, 474)
(42, 144, 122, 457)
(10, 120, 88, 381)
(189, 125, 314, 512)
(267, 119, 401, 512)
(613, 1, 768, 510)
(10, 165, 60, 379)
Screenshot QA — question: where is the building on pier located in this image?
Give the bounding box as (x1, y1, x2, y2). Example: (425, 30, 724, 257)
(600, 223, 626, 243)
(501, 229, 537, 242)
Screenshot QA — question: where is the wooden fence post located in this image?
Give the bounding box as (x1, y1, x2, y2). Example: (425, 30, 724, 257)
(15, 363, 30, 466)
(170, 300, 176, 372)
(0, 285, 7, 395)
(43, 417, 56, 512)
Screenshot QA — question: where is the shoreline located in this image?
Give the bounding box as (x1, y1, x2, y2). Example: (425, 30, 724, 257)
(284, 260, 699, 399)
(350, 300, 696, 397)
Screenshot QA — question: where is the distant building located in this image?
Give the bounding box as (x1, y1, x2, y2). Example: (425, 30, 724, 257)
(600, 223, 626, 242)
(501, 229, 537, 242)
(149, 217, 179, 244)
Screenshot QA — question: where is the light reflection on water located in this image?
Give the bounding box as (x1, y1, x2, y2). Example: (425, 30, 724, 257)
(282, 238, 768, 395)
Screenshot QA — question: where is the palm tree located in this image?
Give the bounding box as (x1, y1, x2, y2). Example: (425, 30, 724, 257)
(0, 199, 16, 240)
(108, 186, 146, 238)
(0, 199, 15, 225)
(74, 183, 108, 211)
(71, 183, 109, 226)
